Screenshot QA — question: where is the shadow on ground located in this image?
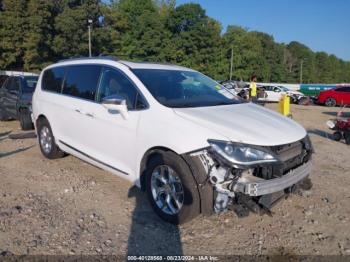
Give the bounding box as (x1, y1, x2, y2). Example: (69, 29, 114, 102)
(0, 145, 34, 159)
(9, 132, 37, 140)
(307, 129, 335, 140)
(127, 186, 183, 255)
(0, 131, 12, 142)
(307, 129, 349, 146)
(322, 111, 350, 117)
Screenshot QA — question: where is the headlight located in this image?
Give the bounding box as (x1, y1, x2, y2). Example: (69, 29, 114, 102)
(208, 140, 278, 166)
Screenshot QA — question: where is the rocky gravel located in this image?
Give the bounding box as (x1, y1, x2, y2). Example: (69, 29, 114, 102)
(0, 104, 350, 256)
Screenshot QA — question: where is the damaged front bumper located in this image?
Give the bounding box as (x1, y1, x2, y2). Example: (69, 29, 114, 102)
(234, 161, 312, 196)
(189, 136, 313, 214)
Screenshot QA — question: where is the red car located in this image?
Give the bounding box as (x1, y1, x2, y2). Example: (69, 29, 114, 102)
(318, 86, 350, 106)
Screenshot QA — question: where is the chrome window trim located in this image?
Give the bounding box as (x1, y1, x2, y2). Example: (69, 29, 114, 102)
(40, 63, 150, 111)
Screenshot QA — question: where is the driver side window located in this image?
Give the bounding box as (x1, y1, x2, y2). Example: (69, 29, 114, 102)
(97, 67, 146, 110)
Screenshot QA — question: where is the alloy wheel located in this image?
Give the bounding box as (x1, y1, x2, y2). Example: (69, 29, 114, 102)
(150, 165, 184, 215)
(39, 126, 52, 154)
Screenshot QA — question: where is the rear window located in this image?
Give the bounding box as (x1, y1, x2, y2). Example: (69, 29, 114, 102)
(42, 67, 66, 93)
(336, 87, 350, 92)
(23, 76, 38, 93)
(0, 75, 9, 88)
(62, 65, 102, 101)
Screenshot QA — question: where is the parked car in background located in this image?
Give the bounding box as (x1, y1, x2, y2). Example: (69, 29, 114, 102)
(0, 75, 38, 130)
(258, 85, 308, 104)
(32, 57, 313, 224)
(317, 86, 350, 107)
(0, 75, 9, 88)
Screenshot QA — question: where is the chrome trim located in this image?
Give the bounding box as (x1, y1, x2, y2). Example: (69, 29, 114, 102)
(234, 161, 312, 196)
(59, 140, 128, 175)
(40, 63, 150, 111)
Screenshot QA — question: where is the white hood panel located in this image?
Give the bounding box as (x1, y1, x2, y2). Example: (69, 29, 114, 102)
(174, 103, 306, 146)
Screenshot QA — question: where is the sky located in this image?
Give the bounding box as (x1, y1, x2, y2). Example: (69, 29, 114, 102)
(176, 0, 350, 61)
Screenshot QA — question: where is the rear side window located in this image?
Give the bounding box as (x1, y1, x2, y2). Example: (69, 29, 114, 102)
(62, 65, 102, 101)
(337, 87, 350, 92)
(23, 76, 38, 93)
(0, 75, 9, 88)
(42, 67, 66, 93)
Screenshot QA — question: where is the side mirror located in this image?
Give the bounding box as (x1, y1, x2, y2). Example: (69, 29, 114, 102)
(101, 95, 128, 119)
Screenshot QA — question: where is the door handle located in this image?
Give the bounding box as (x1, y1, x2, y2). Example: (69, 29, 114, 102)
(75, 109, 93, 118)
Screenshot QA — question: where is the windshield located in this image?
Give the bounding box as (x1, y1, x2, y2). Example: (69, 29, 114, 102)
(23, 76, 38, 93)
(132, 69, 243, 108)
(279, 86, 289, 92)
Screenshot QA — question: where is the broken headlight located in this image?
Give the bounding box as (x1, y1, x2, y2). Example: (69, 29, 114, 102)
(208, 140, 278, 167)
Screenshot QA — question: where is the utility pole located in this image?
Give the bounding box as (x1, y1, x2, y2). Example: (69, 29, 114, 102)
(88, 19, 93, 57)
(229, 46, 234, 81)
(300, 59, 303, 84)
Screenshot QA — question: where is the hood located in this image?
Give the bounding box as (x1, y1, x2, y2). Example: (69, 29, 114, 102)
(287, 90, 304, 96)
(174, 103, 307, 146)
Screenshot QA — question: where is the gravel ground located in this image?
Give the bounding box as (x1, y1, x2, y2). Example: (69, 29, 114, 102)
(0, 104, 350, 257)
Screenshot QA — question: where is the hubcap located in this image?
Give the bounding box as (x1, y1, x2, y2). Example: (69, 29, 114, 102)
(326, 98, 335, 106)
(151, 165, 184, 215)
(40, 126, 52, 154)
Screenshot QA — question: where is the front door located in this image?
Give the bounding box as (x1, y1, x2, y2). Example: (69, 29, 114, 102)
(80, 66, 147, 177)
(5, 77, 20, 118)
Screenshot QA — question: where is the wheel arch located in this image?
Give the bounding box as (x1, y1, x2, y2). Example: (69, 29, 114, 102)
(139, 146, 177, 191)
(35, 114, 49, 132)
(138, 146, 214, 216)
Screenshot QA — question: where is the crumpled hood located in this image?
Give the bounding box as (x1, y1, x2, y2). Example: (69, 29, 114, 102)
(287, 90, 304, 96)
(174, 103, 307, 146)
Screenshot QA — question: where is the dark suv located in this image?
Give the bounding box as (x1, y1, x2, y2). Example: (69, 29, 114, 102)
(0, 75, 38, 130)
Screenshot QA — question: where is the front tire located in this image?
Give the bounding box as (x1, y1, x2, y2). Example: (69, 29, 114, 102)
(37, 118, 65, 159)
(145, 151, 200, 224)
(19, 108, 34, 130)
(325, 97, 336, 107)
(298, 97, 309, 105)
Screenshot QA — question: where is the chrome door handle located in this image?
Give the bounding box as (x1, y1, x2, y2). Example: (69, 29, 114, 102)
(85, 113, 94, 118)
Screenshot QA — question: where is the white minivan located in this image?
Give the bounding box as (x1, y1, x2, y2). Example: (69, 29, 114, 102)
(32, 57, 313, 224)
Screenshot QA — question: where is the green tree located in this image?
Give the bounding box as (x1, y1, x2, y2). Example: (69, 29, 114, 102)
(166, 3, 222, 77)
(0, 0, 27, 70)
(109, 0, 172, 61)
(52, 0, 102, 59)
(23, 0, 56, 71)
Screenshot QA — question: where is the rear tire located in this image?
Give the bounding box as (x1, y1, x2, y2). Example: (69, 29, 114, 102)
(19, 108, 34, 130)
(344, 132, 350, 145)
(37, 118, 65, 159)
(145, 151, 200, 224)
(325, 97, 336, 107)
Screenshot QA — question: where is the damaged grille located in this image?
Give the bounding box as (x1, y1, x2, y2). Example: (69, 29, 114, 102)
(254, 138, 311, 180)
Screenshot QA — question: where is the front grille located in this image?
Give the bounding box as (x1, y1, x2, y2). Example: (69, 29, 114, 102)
(254, 137, 312, 180)
(271, 141, 303, 162)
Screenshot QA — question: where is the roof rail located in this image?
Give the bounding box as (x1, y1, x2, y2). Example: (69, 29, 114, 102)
(58, 56, 119, 63)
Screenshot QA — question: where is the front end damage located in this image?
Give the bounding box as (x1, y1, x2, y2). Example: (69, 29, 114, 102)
(188, 136, 313, 215)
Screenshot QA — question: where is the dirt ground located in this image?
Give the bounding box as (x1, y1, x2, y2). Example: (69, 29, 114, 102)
(0, 104, 350, 257)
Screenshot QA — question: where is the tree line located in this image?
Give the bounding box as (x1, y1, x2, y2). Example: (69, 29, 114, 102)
(0, 0, 349, 83)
